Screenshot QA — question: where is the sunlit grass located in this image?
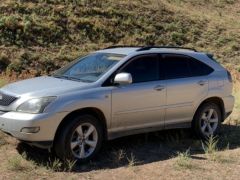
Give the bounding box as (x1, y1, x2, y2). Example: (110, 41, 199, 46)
(234, 92, 240, 110)
(175, 149, 193, 169)
(0, 79, 6, 87)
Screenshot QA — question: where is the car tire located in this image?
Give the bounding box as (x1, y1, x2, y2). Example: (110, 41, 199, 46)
(54, 114, 103, 163)
(192, 102, 221, 139)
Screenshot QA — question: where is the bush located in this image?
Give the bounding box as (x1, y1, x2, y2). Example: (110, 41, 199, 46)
(0, 53, 10, 72)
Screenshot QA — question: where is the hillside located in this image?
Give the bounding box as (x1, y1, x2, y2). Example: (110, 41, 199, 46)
(0, 0, 240, 78)
(0, 1, 240, 179)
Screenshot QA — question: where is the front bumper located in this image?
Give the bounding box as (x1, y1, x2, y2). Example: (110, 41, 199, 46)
(0, 111, 68, 145)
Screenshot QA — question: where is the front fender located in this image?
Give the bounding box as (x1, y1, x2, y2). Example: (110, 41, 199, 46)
(44, 87, 113, 127)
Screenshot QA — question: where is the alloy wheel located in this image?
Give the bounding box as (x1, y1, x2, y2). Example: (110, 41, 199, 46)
(200, 108, 219, 136)
(70, 123, 98, 159)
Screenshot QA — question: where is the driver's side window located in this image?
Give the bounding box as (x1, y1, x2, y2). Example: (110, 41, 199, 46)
(120, 55, 159, 83)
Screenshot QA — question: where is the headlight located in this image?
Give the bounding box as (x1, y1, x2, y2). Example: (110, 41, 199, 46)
(17, 97, 56, 114)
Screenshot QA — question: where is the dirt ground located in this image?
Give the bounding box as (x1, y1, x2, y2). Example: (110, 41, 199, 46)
(0, 122, 240, 180)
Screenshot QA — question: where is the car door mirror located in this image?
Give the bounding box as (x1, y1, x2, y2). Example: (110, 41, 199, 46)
(114, 73, 133, 85)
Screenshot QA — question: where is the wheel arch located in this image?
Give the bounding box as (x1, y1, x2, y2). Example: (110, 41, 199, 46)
(193, 97, 225, 123)
(54, 107, 108, 144)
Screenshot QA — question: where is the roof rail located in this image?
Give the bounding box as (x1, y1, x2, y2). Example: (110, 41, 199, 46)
(104, 45, 143, 49)
(136, 46, 197, 52)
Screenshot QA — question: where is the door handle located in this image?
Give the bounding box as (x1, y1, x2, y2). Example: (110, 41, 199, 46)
(198, 80, 207, 86)
(154, 85, 165, 91)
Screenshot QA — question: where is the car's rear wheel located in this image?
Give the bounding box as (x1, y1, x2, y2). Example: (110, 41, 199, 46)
(54, 114, 103, 163)
(192, 102, 221, 139)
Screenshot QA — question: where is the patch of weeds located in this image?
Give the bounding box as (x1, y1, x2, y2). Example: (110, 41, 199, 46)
(127, 153, 139, 167)
(7, 154, 32, 171)
(63, 159, 77, 172)
(237, 67, 240, 73)
(171, 31, 186, 45)
(224, 143, 230, 151)
(45, 158, 76, 172)
(202, 135, 219, 161)
(111, 149, 126, 165)
(202, 135, 218, 154)
(46, 158, 62, 172)
(0, 132, 7, 146)
(206, 140, 237, 164)
(175, 148, 193, 169)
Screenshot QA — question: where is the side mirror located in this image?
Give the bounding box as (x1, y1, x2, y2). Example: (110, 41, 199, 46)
(114, 73, 132, 85)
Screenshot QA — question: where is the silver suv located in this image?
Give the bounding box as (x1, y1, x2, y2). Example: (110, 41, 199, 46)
(0, 46, 235, 162)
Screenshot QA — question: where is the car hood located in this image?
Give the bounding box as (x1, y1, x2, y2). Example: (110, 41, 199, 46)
(0, 76, 91, 97)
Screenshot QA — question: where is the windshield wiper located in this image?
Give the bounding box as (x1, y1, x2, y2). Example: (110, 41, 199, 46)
(52, 75, 70, 80)
(76, 78, 93, 83)
(52, 75, 92, 83)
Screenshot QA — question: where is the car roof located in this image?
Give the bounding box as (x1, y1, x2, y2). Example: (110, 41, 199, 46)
(96, 46, 200, 56)
(96, 47, 140, 55)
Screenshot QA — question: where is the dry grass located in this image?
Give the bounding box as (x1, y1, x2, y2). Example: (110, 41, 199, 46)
(0, 0, 240, 179)
(0, 127, 240, 179)
(7, 154, 33, 172)
(0, 79, 7, 87)
(0, 131, 7, 147)
(175, 149, 193, 170)
(0, 0, 240, 77)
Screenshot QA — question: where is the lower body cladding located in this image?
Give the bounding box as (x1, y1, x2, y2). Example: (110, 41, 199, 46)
(0, 111, 68, 149)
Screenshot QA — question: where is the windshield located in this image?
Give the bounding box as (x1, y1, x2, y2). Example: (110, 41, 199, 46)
(53, 53, 126, 82)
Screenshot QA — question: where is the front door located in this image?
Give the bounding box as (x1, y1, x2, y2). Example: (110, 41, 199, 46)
(111, 54, 166, 132)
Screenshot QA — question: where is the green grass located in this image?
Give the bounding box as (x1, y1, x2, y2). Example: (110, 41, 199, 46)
(0, 79, 7, 87)
(202, 135, 219, 155)
(0, 0, 240, 76)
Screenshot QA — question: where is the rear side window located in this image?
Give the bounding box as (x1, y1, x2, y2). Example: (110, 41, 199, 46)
(162, 54, 214, 80)
(162, 54, 191, 79)
(121, 55, 159, 83)
(188, 58, 214, 76)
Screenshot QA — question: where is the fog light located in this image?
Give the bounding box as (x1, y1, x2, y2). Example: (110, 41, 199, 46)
(21, 127, 40, 133)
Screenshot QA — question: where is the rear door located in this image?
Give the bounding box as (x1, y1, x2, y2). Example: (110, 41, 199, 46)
(162, 54, 213, 127)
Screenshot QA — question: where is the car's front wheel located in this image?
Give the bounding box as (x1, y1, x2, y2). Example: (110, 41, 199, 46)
(54, 114, 103, 163)
(192, 102, 221, 139)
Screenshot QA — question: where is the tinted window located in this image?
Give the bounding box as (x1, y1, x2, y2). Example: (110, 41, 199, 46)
(121, 55, 159, 83)
(189, 58, 214, 76)
(163, 54, 191, 79)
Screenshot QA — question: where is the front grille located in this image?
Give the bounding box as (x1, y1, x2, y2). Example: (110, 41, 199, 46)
(0, 92, 17, 106)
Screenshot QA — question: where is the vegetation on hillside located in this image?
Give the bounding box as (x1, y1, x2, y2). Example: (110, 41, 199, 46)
(0, 0, 240, 77)
(0, 1, 240, 179)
